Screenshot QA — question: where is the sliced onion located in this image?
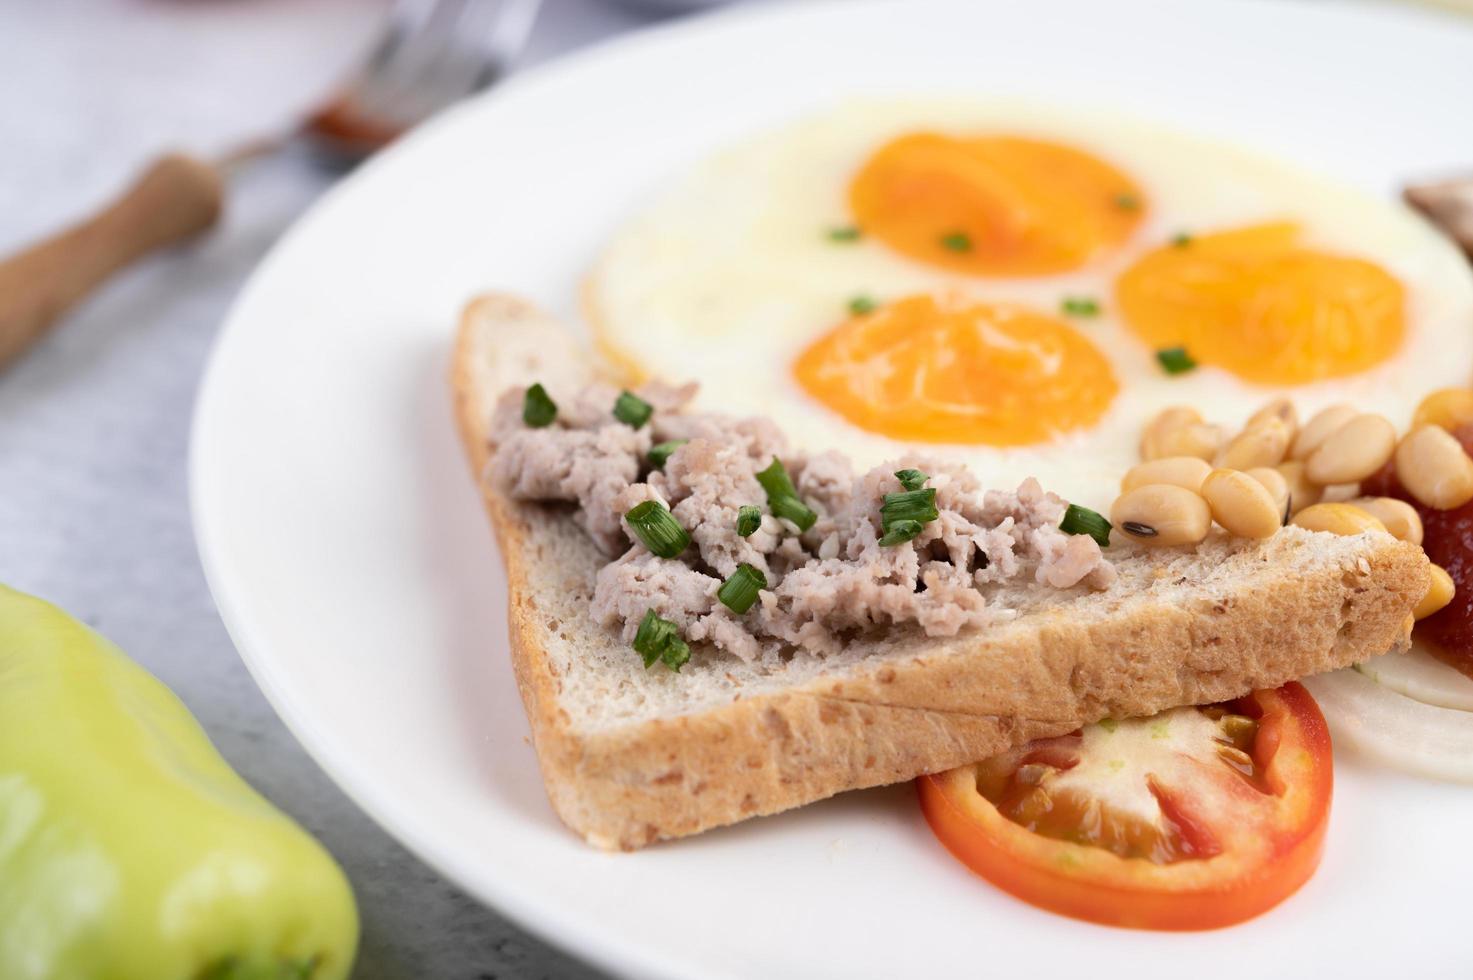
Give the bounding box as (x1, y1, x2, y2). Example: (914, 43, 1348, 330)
(1302, 669, 1473, 784)
(1355, 642, 1473, 712)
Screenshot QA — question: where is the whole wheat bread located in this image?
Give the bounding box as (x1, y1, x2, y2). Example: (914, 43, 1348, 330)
(450, 292, 1428, 851)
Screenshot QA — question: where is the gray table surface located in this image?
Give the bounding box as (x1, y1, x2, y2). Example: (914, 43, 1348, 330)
(0, 1, 684, 976)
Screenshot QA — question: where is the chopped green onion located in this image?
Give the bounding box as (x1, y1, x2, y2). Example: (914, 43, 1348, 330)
(879, 519, 925, 547)
(894, 468, 928, 492)
(613, 390, 653, 429)
(755, 459, 817, 532)
(633, 609, 676, 668)
(661, 637, 691, 671)
(1171, 232, 1193, 248)
(827, 225, 862, 243)
(648, 440, 687, 470)
(878, 487, 938, 546)
(522, 383, 557, 428)
(624, 500, 689, 558)
(848, 295, 878, 316)
(1112, 193, 1141, 212)
(1097, 717, 1120, 733)
(717, 563, 768, 615)
(771, 496, 816, 531)
(881, 488, 938, 529)
(736, 505, 762, 538)
(1060, 503, 1112, 547)
(632, 609, 690, 672)
(939, 231, 973, 252)
(1156, 346, 1198, 375)
(1060, 296, 1100, 317)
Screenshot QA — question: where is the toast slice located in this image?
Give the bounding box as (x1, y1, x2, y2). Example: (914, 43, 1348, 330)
(451, 292, 1428, 851)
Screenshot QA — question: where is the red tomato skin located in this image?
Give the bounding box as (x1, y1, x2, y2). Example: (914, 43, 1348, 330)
(917, 683, 1333, 931)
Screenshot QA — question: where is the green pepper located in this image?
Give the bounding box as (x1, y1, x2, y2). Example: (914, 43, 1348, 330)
(0, 585, 358, 980)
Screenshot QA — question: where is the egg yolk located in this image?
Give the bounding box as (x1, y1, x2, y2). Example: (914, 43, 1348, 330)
(1116, 222, 1406, 385)
(848, 133, 1146, 277)
(793, 294, 1118, 446)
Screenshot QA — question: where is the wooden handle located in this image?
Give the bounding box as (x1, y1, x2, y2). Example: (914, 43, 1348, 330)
(0, 153, 224, 371)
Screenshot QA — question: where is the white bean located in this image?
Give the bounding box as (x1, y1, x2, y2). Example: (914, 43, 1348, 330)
(1111, 484, 1211, 547)
(1202, 469, 1281, 539)
(1305, 414, 1395, 485)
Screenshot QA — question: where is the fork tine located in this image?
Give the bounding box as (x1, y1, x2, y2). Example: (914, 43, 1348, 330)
(395, 0, 447, 34)
(306, 0, 543, 165)
(471, 0, 542, 85)
(425, 0, 475, 38)
(417, 0, 540, 101)
(396, 0, 539, 92)
(366, 0, 535, 121)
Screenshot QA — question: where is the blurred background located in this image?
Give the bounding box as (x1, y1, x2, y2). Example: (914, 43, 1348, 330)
(0, 0, 1463, 977)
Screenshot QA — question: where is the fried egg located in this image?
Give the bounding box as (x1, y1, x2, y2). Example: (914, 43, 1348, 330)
(586, 99, 1473, 508)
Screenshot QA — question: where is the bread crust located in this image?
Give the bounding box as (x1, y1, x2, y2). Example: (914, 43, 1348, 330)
(451, 294, 1427, 851)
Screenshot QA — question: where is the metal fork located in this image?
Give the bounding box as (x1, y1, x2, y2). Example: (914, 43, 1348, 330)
(0, 0, 543, 371)
(303, 0, 543, 165)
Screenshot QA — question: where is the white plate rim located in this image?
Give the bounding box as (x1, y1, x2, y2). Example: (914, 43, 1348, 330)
(189, 2, 1473, 977)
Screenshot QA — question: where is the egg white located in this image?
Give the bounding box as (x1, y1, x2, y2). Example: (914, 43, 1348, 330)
(586, 98, 1473, 509)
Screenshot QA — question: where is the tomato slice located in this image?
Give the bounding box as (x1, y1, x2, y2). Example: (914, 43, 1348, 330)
(918, 683, 1332, 930)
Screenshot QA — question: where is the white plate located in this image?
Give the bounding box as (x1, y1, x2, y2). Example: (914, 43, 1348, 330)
(192, 2, 1473, 976)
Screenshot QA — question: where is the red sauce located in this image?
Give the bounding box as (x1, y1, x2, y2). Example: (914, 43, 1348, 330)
(1363, 425, 1473, 680)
